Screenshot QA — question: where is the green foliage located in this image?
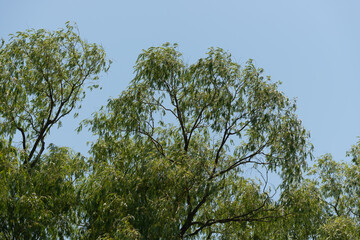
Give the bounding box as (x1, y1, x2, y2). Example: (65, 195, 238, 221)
(0, 23, 109, 239)
(319, 216, 358, 240)
(264, 141, 360, 239)
(82, 43, 312, 239)
(272, 180, 325, 239)
(3, 23, 359, 239)
(308, 145, 360, 239)
(0, 21, 110, 167)
(0, 144, 87, 239)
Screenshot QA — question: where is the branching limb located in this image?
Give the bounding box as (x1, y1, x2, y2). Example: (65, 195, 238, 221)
(187, 193, 274, 237)
(179, 185, 211, 238)
(210, 141, 269, 180)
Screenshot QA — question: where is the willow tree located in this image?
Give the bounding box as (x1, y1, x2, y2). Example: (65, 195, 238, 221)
(0, 23, 109, 239)
(310, 142, 360, 239)
(82, 43, 312, 239)
(248, 138, 360, 240)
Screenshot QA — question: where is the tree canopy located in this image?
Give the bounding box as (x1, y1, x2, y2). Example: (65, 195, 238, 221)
(0, 24, 359, 239)
(0, 22, 109, 239)
(82, 43, 312, 239)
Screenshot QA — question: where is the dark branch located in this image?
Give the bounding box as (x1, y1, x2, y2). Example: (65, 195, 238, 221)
(179, 185, 211, 238)
(210, 142, 269, 180)
(16, 126, 26, 151)
(187, 194, 273, 237)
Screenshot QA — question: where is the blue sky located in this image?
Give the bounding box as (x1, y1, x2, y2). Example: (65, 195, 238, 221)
(1, 0, 359, 162)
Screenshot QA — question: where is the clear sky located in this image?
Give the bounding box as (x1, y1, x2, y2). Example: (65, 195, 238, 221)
(1, 0, 359, 163)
